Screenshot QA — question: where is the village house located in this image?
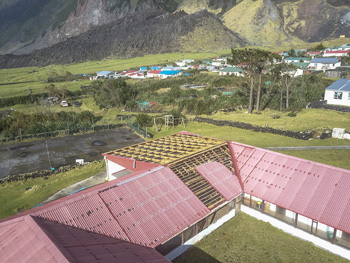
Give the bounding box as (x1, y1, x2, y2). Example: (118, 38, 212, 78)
(307, 51, 322, 58)
(219, 67, 245, 77)
(308, 57, 341, 72)
(323, 50, 350, 57)
(147, 70, 162, 78)
(324, 78, 350, 106)
(159, 70, 182, 79)
(284, 57, 310, 64)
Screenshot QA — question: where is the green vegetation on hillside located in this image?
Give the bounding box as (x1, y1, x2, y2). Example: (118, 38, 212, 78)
(174, 213, 347, 263)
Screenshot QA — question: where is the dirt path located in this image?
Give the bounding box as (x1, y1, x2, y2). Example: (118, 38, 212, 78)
(0, 128, 144, 178)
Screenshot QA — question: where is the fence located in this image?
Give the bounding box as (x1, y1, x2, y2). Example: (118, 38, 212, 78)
(1, 124, 124, 143)
(193, 117, 331, 140)
(125, 121, 153, 139)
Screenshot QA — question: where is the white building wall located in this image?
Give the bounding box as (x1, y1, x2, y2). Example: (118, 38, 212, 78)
(106, 159, 126, 181)
(324, 90, 350, 106)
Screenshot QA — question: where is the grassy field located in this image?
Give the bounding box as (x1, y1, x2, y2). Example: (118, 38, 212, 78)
(0, 161, 105, 220)
(207, 108, 350, 132)
(277, 149, 350, 170)
(152, 122, 350, 169)
(0, 51, 224, 98)
(173, 213, 348, 263)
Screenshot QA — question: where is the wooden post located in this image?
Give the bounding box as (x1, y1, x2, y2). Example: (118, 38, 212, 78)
(262, 200, 265, 213)
(294, 213, 298, 228)
(249, 195, 252, 207)
(332, 229, 337, 244)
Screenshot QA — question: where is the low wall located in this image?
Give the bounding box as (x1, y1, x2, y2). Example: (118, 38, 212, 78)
(193, 117, 331, 140)
(307, 101, 350, 113)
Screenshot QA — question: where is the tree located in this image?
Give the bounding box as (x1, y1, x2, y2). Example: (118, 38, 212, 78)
(93, 79, 138, 109)
(228, 48, 276, 113)
(315, 42, 325, 51)
(280, 63, 297, 109)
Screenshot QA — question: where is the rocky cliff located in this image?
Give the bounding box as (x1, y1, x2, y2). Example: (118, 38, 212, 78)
(0, 9, 245, 68)
(0, 0, 350, 68)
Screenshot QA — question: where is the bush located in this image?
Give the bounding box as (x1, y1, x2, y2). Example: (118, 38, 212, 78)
(287, 112, 297, 117)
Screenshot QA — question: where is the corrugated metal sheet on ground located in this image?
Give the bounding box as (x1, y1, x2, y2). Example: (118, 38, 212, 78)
(195, 162, 242, 201)
(229, 141, 350, 234)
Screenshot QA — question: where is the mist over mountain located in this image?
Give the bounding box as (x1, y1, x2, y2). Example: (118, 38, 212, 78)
(0, 0, 349, 68)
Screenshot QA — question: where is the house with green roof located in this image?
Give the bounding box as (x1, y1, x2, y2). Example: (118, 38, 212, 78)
(219, 67, 245, 77)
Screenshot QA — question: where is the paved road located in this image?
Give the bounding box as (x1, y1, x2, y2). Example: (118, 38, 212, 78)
(267, 146, 350, 151)
(0, 128, 144, 178)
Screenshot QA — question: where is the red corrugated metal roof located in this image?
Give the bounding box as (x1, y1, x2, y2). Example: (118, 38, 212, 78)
(195, 162, 242, 201)
(97, 167, 210, 247)
(148, 70, 162, 74)
(0, 216, 69, 263)
(229, 141, 350, 234)
(2, 167, 209, 250)
(34, 216, 170, 263)
(0, 215, 170, 263)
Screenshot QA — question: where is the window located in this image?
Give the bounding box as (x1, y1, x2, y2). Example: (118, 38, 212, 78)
(334, 92, 343, 100)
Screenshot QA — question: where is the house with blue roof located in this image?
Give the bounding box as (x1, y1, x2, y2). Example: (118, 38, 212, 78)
(308, 57, 341, 72)
(97, 71, 114, 78)
(324, 78, 350, 106)
(159, 70, 182, 79)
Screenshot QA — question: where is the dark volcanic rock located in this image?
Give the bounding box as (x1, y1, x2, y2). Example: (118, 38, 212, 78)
(0, 9, 245, 68)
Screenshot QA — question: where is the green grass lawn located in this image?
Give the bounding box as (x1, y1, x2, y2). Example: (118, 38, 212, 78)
(207, 108, 350, 132)
(276, 149, 350, 170)
(0, 161, 105, 220)
(152, 122, 350, 169)
(173, 213, 348, 263)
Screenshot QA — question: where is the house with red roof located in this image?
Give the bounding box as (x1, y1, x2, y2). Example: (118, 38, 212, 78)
(323, 50, 350, 57)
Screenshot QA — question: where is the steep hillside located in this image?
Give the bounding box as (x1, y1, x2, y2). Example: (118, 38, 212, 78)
(223, 0, 350, 47)
(0, 0, 165, 55)
(274, 0, 350, 42)
(0, 10, 245, 68)
(176, 0, 237, 15)
(223, 0, 303, 47)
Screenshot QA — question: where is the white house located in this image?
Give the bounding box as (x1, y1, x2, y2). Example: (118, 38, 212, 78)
(147, 70, 162, 78)
(324, 78, 350, 106)
(219, 67, 245, 77)
(284, 57, 310, 64)
(323, 50, 350, 57)
(308, 57, 341, 72)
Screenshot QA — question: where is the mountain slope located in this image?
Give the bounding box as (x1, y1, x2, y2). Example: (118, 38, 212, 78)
(222, 0, 350, 47)
(0, 9, 245, 68)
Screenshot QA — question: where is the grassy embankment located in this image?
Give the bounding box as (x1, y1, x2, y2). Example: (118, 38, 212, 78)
(173, 213, 348, 263)
(0, 161, 105, 220)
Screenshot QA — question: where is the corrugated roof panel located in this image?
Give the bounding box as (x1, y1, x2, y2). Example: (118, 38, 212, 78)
(0, 216, 68, 263)
(34, 217, 170, 263)
(195, 162, 242, 201)
(230, 141, 350, 234)
(319, 172, 350, 228)
(37, 195, 129, 241)
(302, 167, 341, 220)
(98, 167, 210, 248)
